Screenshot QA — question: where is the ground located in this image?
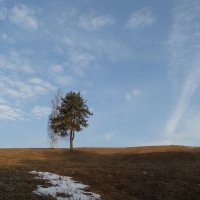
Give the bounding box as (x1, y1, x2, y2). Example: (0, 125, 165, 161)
(0, 145, 200, 200)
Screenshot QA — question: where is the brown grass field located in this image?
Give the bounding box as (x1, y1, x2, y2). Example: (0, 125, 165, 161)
(1, 145, 200, 200)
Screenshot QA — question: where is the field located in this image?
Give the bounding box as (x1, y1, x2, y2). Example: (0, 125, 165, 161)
(1, 145, 200, 200)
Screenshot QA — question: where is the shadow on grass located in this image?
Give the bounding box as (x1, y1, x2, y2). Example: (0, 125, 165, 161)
(0, 167, 55, 200)
(1, 147, 200, 200)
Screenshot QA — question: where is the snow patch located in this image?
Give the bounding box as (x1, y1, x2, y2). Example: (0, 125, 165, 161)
(29, 171, 101, 200)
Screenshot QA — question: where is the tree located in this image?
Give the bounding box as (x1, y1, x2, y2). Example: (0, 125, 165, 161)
(50, 91, 93, 149)
(47, 89, 62, 148)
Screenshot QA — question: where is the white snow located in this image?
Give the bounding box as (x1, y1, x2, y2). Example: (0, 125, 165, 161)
(29, 171, 101, 200)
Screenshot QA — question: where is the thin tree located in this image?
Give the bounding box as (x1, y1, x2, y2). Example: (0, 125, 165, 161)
(50, 91, 93, 149)
(47, 89, 62, 148)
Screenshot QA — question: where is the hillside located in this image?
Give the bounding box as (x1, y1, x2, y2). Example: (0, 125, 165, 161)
(0, 145, 200, 200)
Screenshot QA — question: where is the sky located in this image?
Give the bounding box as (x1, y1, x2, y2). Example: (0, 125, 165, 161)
(0, 0, 200, 148)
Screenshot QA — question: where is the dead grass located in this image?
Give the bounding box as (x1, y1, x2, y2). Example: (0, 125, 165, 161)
(1, 145, 200, 199)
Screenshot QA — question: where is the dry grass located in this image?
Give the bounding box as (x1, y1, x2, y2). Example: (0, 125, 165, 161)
(1, 145, 200, 199)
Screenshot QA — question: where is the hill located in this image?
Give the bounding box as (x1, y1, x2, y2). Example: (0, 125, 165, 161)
(0, 145, 200, 199)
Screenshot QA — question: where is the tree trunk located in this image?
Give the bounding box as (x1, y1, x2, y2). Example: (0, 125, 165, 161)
(69, 131, 74, 150)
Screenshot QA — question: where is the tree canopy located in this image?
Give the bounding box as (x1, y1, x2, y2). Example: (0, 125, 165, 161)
(49, 91, 93, 149)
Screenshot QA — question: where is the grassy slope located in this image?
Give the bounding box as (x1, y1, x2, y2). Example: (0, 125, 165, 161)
(0, 145, 200, 200)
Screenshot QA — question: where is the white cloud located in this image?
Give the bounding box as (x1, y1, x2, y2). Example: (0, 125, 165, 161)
(55, 15, 132, 63)
(55, 75, 73, 86)
(0, 49, 35, 74)
(125, 89, 141, 101)
(93, 39, 133, 62)
(20, 64, 35, 74)
(49, 64, 64, 74)
(126, 8, 154, 29)
(62, 37, 74, 46)
(29, 77, 56, 94)
(78, 12, 114, 31)
(0, 97, 7, 104)
(1, 33, 15, 44)
(0, 103, 24, 121)
(0, 47, 56, 107)
(48, 64, 74, 86)
(59, 34, 132, 63)
(68, 50, 96, 75)
(0, 76, 55, 100)
(31, 106, 51, 118)
(9, 4, 38, 30)
(165, 0, 200, 142)
(0, 77, 34, 99)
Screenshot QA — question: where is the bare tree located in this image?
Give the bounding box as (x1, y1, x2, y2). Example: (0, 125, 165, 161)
(47, 89, 62, 148)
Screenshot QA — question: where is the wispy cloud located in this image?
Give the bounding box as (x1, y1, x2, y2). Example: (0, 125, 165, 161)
(9, 4, 38, 30)
(166, 68, 200, 137)
(103, 131, 115, 141)
(0, 96, 24, 122)
(0, 76, 55, 100)
(125, 89, 141, 101)
(48, 64, 74, 86)
(165, 0, 200, 142)
(0, 6, 7, 20)
(126, 7, 154, 29)
(78, 11, 114, 31)
(29, 77, 56, 94)
(60, 35, 132, 63)
(1, 33, 15, 44)
(0, 49, 35, 74)
(53, 10, 132, 67)
(55, 75, 73, 86)
(31, 106, 51, 118)
(62, 37, 74, 46)
(176, 111, 200, 145)
(93, 39, 133, 62)
(67, 50, 96, 75)
(49, 64, 64, 74)
(0, 103, 24, 121)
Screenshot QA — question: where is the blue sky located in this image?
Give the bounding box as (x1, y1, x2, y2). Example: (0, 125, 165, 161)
(0, 0, 200, 148)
